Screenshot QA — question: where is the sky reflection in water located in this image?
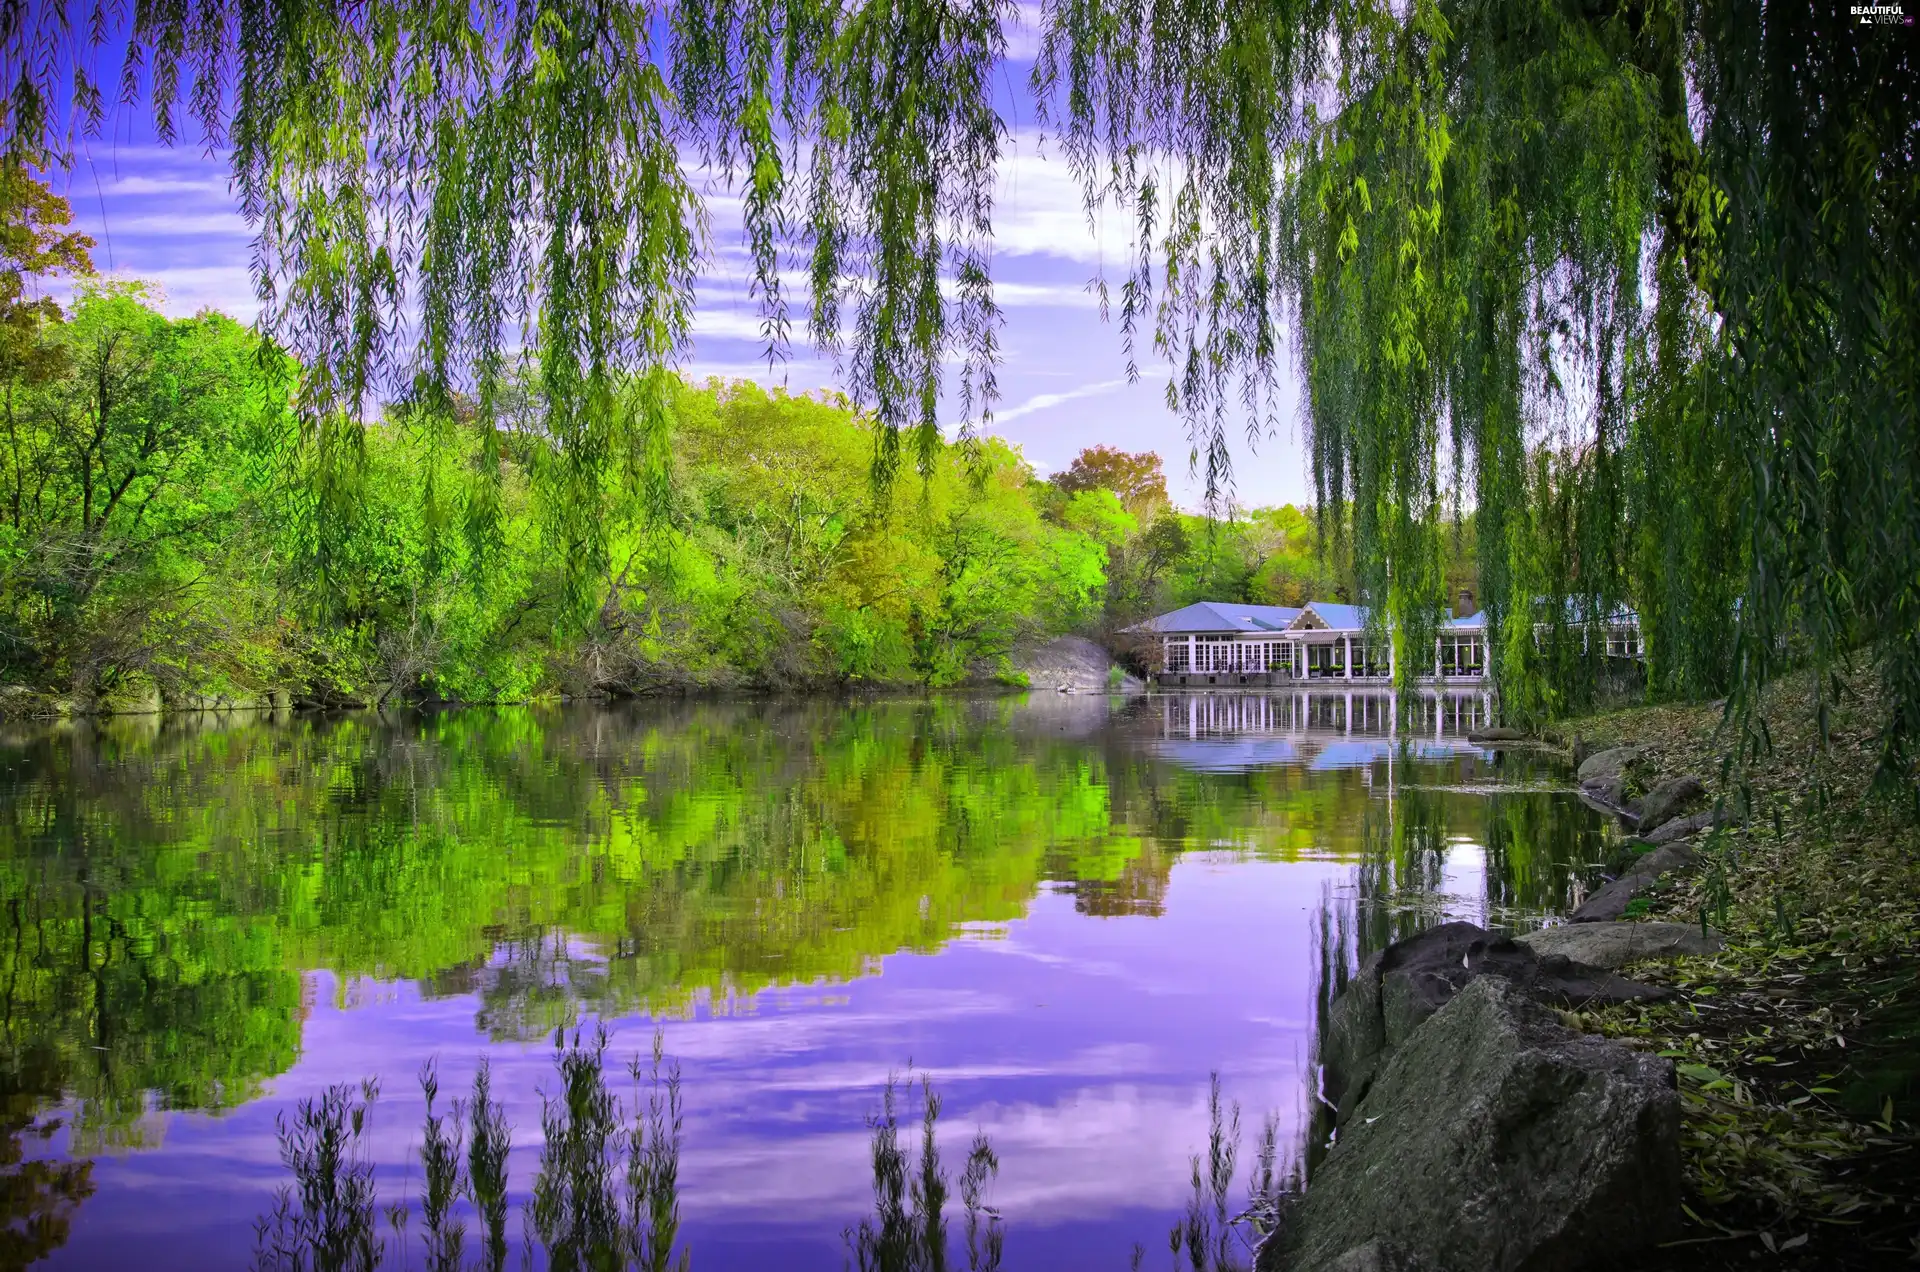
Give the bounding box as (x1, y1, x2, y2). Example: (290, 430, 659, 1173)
(0, 691, 1608, 1270)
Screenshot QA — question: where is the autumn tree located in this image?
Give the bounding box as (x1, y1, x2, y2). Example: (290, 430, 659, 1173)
(1051, 446, 1169, 516)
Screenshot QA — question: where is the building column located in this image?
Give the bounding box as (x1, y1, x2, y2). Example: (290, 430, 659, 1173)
(1188, 634, 1196, 674)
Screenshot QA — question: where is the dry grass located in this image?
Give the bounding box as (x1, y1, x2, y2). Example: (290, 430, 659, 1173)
(1552, 672, 1920, 1269)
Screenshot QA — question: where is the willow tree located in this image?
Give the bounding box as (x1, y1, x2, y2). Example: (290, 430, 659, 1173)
(2, 1, 1914, 773)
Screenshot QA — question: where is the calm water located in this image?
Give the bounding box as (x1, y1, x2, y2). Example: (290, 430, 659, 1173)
(0, 691, 1612, 1270)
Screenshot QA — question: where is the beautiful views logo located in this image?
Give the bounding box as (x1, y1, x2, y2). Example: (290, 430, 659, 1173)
(1850, 2, 1913, 23)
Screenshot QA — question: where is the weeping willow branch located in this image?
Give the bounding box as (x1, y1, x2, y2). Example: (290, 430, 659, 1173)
(2, 0, 1916, 775)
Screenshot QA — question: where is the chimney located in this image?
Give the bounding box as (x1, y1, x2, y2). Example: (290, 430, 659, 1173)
(1457, 586, 1475, 617)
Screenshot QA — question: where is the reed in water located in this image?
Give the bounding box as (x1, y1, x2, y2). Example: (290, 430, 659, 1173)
(247, 1043, 1286, 1270)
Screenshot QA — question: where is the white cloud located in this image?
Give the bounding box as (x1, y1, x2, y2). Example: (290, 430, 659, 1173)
(992, 376, 1134, 425)
(692, 306, 800, 343)
(990, 133, 1144, 267)
(90, 210, 251, 237)
(100, 173, 234, 197)
(1004, 2, 1050, 62)
(989, 279, 1103, 308)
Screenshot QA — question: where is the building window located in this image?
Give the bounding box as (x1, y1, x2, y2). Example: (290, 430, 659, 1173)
(1440, 636, 1483, 676)
(1167, 640, 1191, 672)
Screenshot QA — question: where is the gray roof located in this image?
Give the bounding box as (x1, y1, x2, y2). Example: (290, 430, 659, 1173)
(1134, 602, 1303, 634)
(1542, 597, 1639, 625)
(1301, 601, 1367, 631)
(1140, 599, 1491, 635)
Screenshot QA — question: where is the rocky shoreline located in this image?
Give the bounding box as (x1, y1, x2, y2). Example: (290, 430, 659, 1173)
(1254, 728, 1738, 1271)
(1258, 919, 1709, 1271)
(1262, 682, 1919, 1270)
(0, 638, 1144, 720)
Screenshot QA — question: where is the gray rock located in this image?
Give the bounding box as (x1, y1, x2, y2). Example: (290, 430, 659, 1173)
(1575, 746, 1643, 810)
(1575, 745, 1642, 785)
(1322, 922, 1668, 1116)
(1267, 978, 1682, 1272)
(1466, 727, 1530, 744)
(1585, 777, 1629, 811)
(1518, 921, 1724, 969)
(1305, 1241, 1435, 1272)
(1644, 809, 1720, 844)
(1570, 842, 1699, 922)
(1634, 776, 1704, 832)
(1012, 636, 1142, 693)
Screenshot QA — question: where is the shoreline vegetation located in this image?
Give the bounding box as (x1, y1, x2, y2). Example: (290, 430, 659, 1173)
(3, 268, 1456, 719)
(1544, 673, 1919, 1269)
(249, 1032, 1288, 1272)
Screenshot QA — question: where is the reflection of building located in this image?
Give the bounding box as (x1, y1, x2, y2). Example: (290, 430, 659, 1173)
(1144, 690, 1497, 783)
(1134, 600, 1491, 688)
(1154, 690, 1494, 747)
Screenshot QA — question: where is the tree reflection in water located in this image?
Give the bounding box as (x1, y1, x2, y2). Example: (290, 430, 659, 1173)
(0, 694, 1608, 1264)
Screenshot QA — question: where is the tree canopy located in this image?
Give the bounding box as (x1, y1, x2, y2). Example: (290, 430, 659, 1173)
(1051, 445, 1170, 515)
(1, 1, 1914, 772)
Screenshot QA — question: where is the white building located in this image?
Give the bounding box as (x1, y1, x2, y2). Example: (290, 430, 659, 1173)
(1137, 600, 1490, 688)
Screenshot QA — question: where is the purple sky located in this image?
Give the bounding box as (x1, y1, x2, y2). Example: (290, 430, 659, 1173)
(44, 18, 1315, 511)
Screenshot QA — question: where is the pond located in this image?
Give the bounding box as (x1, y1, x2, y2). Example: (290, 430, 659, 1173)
(0, 691, 1614, 1270)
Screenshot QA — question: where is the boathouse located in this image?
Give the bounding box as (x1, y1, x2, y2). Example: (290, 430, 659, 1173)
(1136, 600, 1490, 688)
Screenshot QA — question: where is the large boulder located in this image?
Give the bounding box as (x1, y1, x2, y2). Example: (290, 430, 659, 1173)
(1266, 978, 1682, 1272)
(1518, 921, 1723, 969)
(1304, 1243, 1435, 1272)
(1575, 745, 1641, 785)
(1634, 776, 1705, 832)
(1570, 842, 1698, 923)
(1321, 922, 1667, 1115)
(1574, 745, 1643, 809)
(1011, 636, 1142, 693)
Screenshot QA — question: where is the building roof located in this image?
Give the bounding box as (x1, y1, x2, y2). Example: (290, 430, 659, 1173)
(1139, 599, 1492, 635)
(1541, 597, 1639, 625)
(1132, 602, 1304, 634)
(1298, 601, 1367, 631)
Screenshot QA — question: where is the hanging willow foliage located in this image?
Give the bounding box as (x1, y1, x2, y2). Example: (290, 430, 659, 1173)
(2, 1, 1915, 776)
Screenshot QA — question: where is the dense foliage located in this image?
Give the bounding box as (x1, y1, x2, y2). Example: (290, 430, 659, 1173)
(1, 288, 1101, 702)
(3, 2, 1913, 770)
(1036, 1, 1916, 765)
(2, 229, 1377, 703)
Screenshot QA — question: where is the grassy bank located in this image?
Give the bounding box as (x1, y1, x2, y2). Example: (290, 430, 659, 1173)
(1552, 674, 1919, 1268)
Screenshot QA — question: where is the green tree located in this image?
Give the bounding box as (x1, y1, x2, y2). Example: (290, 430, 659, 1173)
(0, 279, 294, 702)
(5, 5, 1913, 763)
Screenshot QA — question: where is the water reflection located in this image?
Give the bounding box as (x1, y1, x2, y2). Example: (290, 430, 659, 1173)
(0, 693, 1609, 1269)
(1145, 686, 1496, 745)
